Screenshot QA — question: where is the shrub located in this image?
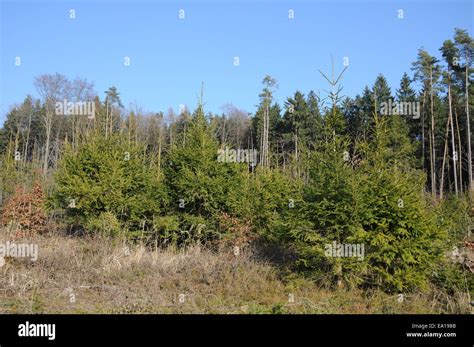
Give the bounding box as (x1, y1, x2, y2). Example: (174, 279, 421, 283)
(435, 195, 471, 245)
(86, 211, 122, 237)
(164, 105, 254, 243)
(151, 215, 181, 243)
(431, 259, 473, 297)
(152, 214, 216, 246)
(286, 117, 448, 292)
(250, 168, 303, 240)
(352, 117, 447, 292)
(1, 182, 46, 236)
(216, 212, 255, 249)
(289, 138, 366, 287)
(354, 164, 445, 292)
(49, 134, 167, 237)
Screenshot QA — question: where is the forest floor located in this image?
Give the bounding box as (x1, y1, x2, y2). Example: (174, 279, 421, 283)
(0, 229, 471, 314)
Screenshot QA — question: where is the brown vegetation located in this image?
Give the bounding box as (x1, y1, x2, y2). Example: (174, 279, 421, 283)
(1, 182, 46, 238)
(0, 228, 470, 314)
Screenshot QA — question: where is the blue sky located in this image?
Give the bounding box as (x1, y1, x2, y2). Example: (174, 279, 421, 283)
(0, 0, 472, 122)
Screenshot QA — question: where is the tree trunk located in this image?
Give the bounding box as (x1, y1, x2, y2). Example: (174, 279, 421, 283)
(465, 51, 473, 192)
(43, 110, 53, 176)
(448, 77, 458, 195)
(105, 98, 109, 139)
(23, 111, 32, 164)
(454, 107, 463, 193)
(294, 131, 298, 178)
(440, 114, 450, 200)
(429, 66, 437, 198)
(421, 92, 426, 173)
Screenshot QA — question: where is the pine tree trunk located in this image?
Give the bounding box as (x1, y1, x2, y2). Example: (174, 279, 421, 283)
(440, 114, 450, 200)
(430, 66, 437, 198)
(429, 131, 434, 196)
(43, 110, 52, 176)
(465, 53, 473, 192)
(448, 78, 458, 195)
(260, 97, 270, 167)
(23, 112, 32, 164)
(454, 107, 463, 193)
(295, 131, 298, 178)
(421, 92, 426, 173)
(105, 98, 109, 139)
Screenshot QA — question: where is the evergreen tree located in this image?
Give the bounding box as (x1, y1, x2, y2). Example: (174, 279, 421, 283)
(0, 96, 44, 160)
(372, 74, 392, 112)
(354, 86, 375, 140)
(164, 102, 251, 243)
(397, 73, 417, 102)
(306, 90, 323, 145)
(50, 133, 167, 237)
(354, 116, 446, 291)
(396, 73, 421, 166)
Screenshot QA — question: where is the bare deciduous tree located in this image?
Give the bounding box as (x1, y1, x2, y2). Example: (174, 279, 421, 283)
(34, 73, 69, 176)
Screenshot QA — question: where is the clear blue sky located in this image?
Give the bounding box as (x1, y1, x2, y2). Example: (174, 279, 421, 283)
(0, 0, 472, 122)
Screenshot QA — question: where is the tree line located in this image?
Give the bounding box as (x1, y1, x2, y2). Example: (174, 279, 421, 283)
(0, 28, 472, 292)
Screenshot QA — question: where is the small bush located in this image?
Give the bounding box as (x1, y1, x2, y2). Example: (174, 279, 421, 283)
(436, 195, 471, 245)
(289, 138, 366, 288)
(49, 134, 168, 237)
(1, 182, 46, 236)
(431, 260, 473, 297)
(86, 212, 122, 237)
(216, 212, 255, 249)
(164, 106, 257, 243)
(354, 164, 445, 292)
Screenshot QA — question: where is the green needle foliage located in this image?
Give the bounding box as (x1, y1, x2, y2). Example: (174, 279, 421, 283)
(285, 115, 448, 292)
(30, 28, 472, 295)
(49, 133, 167, 237)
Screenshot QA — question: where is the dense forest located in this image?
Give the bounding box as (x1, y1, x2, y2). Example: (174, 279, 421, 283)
(0, 28, 472, 313)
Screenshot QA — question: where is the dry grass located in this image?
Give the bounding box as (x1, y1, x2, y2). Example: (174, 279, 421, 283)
(0, 229, 471, 314)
